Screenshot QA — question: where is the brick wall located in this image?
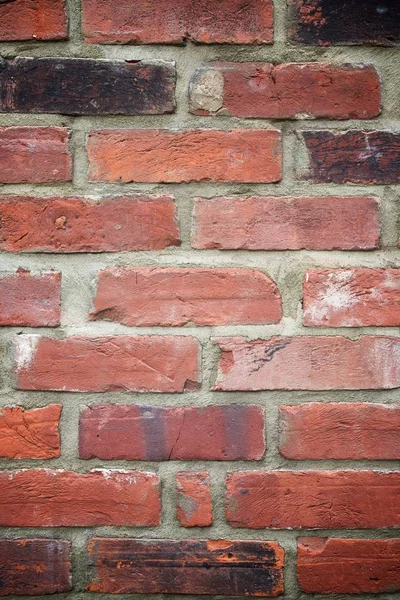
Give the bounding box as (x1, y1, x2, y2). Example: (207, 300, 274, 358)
(0, 0, 399, 598)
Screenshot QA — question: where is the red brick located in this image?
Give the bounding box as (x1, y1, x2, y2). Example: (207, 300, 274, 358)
(289, 0, 400, 46)
(82, 0, 273, 45)
(214, 336, 400, 390)
(0, 405, 61, 460)
(226, 471, 400, 529)
(0, 470, 160, 527)
(0, 58, 175, 116)
(176, 472, 213, 527)
(90, 267, 282, 326)
(304, 268, 400, 327)
(88, 129, 282, 183)
(0, 0, 67, 41)
(190, 63, 380, 119)
(79, 404, 265, 460)
(15, 335, 199, 393)
(0, 195, 179, 253)
(192, 196, 379, 251)
(87, 538, 284, 596)
(0, 539, 71, 596)
(0, 127, 71, 184)
(298, 130, 400, 184)
(0, 270, 60, 326)
(279, 403, 400, 460)
(298, 538, 400, 594)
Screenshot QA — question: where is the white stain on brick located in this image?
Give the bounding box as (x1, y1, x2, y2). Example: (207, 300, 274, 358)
(15, 335, 39, 369)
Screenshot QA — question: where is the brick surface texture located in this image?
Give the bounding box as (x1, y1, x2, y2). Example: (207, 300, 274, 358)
(0, 1, 398, 598)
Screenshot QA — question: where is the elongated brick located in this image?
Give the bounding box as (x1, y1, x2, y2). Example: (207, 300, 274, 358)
(0, 470, 160, 527)
(79, 404, 265, 460)
(0, 195, 179, 253)
(214, 336, 400, 390)
(226, 471, 400, 529)
(90, 267, 282, 326)
(15, 335, 200, 393)
(87, 538, 284, 596)
(0, 58, 175, 115)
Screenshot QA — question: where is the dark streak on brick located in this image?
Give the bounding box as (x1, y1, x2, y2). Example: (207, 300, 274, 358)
(250, 338, 292, 372)
(87, 538, 284, 596)
(289, 0, 400, 46)
(299, 130, 400, 184)
(0, 58, 175, 115)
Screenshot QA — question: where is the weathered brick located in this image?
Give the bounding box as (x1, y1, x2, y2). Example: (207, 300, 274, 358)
(176, 472, 213, 527)
(79, 404, 265, 460)
(0, 127, 71, 184)
(192, 196, 380, 251)
(0, 270, 60, 326)
(90, 267, 282, 326)
(88, 129, 282, 183)
(190, 63, 380, 119)
(0, 58, 175, 116)
(82, 0, 274, 45)
(298, 130, 400, 184)
(0, 470, 160, 527)
(15, 335, 199, 393)
(0, 0, 68, 42)
(87, 538, 284, 596)
(214, 336, 400, 391)
(226, 471, 400, 529)
(0, 539, 71, 596)
(0, 195, 179, 253)
(0, 405, 61, 460)
(289, 0, 400, 46)
(298, 538, 400, 594)
(279, 403, 400, 460)
(304, 268, 400, 327)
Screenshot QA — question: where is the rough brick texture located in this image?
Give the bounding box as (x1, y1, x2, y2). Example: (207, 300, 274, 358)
(190, 63, 381, 119)
(297, 538, 400, 594)
(0, 58, 175, 116)
(91, 267, 282, 326)
(192, 196, 380, 250)
(87, 538, 284, 596)
(82, 0, 274, 44)
(0, 270, 60, 326)
(0, 470, 160, 527)
(0, 0, 399, 597)
(0, 0, 68, 42)
(0, 405, 61, 459)
(176, 472, 213, 527)
(0, 539, 71, 596)
(214, 336, 400, 390)
(304, 268, 400, 326)
(298, 130, 400, 184)
(226, 471, 400, 529)
(279, 403, 400, 460)
(15, 335, 199, 392)
(0, 127, 71, 183)
(289, 0, 400, 46)
(0, 195, 179, 253)
(79, 404, 265, 460)
(88, 129, 282, 183)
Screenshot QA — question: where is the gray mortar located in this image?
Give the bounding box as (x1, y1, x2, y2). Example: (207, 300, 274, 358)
(0, 0, 399, 598)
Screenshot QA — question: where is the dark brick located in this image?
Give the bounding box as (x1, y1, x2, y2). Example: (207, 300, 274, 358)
(87, 538, 284, 596)
(298, 130, 400, 184)
(289, 0, 400, 46)
(0, 58, 175, 116)
(0, 539, 71, 596)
